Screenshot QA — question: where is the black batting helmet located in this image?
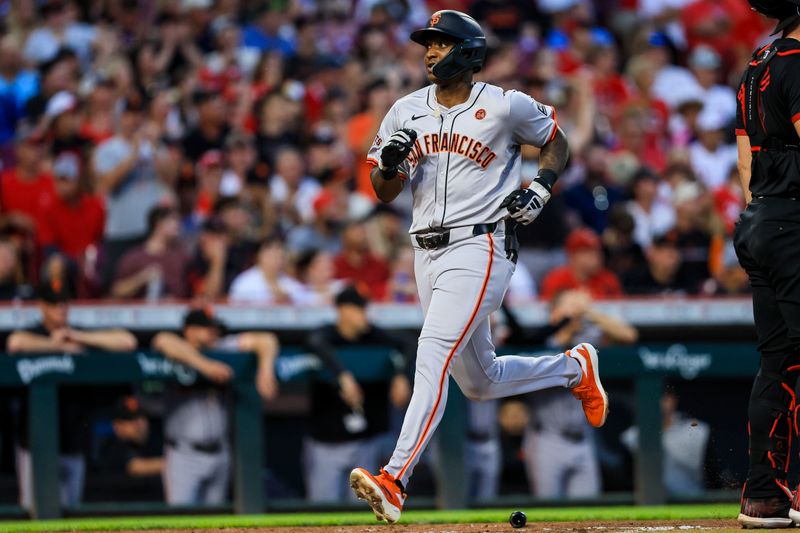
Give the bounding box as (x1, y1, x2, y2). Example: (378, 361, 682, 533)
(749, 0, 800, 35)
(410, 10, 486, 81)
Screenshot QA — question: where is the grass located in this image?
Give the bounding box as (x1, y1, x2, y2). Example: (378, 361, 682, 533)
(0, 503, 740, 532)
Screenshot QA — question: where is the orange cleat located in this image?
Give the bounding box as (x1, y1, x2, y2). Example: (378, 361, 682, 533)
(350, 468, 406, 524)
(566, 343, 609, 428)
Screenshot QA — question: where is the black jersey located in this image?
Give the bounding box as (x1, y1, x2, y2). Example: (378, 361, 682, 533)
(305, 325, 412, 443)
(736, 39, 800, 198)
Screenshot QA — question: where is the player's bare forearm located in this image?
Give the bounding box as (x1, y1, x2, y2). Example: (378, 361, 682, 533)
(370, 167, 404, 203)
(152, 331, 208, 369)
(127, 457, 163, 477)
(538, 128, 569, 173)
(239, 332, 279, 367)
(586, 309, 639, 344)
(7, 332, 68, 353)
(736, 136, 752, 205)
(68, 329, 137, 352)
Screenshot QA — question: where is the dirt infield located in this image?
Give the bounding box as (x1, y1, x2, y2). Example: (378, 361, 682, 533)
(97, 519, 739, 533)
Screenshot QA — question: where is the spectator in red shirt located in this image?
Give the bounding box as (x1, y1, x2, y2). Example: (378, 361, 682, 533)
(38, 152, 105, 261)
(333, 221, 390, 301)
(0, 126, 53, 236)
(540, 228, 623, 300)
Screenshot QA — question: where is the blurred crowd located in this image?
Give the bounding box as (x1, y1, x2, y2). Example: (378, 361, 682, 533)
(0, 0, 769, 303)
(5, 280, 716, 507)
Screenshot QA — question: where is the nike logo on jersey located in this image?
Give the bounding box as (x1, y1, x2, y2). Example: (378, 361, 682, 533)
(404, 132, 497, 170)
(411, 114, 427, 121)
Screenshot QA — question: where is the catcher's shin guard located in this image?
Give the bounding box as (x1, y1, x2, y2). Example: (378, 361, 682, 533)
(743, 369, 795, 500)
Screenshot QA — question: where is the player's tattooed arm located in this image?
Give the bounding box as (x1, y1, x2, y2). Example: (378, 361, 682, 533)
(501, 127, 570, 225)
(538, 127, 569, 177)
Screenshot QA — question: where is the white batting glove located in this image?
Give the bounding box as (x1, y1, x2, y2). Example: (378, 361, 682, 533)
(500, 181, 551, 225)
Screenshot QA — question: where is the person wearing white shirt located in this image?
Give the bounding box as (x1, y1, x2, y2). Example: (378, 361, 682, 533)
(688, 46, 737, 124)
(646, 33, 702, 110)
(689, 107, 738, 190)
(23, 1, 97, 66)
(269, 147, 321, 226)
(229, 235, 313, 305)
(626, 169, 676, 248)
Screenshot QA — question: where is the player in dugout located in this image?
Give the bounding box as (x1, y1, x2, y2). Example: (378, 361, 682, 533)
(349, 10, 607, 523)
(303, 285, 412, 502)
(734, 0, 800, 528)
(151, 307, 279, 506)
(7, 279, 137, 509)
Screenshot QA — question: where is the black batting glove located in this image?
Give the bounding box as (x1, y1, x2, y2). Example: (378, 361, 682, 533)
(379, 129, 417, 178)
(500, 181, 551, 225)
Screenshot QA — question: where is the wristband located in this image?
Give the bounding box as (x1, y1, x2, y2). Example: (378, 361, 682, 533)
(533, 168, 558, 192)
(379, 166, 398, 180)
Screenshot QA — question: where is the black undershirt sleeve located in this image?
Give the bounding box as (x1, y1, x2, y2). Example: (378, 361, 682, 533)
(306, 328, 347, 377)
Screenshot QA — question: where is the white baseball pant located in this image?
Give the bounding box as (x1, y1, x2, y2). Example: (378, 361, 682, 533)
(384, 226, 582, 486)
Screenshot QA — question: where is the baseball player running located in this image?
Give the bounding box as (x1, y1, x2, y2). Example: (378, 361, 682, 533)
(349, 10, 608, 523)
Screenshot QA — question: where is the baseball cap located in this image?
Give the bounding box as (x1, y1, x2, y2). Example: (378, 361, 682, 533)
(673, 81, 706, 112)
(112, 396, 143, 420)
(121, 94, 145, 113)
(335, 285, 368, 308)
(40, 0, 65, 16)
(310, 125, 336, 146)
(201, 216, 226, 233)
(688, 45, 721, 70)
(631, 167, 659, 186)
(647, 32, 670, 48)
(312, 189, 336, 216)
(544, 30, 570, 51)
(224, 131, 254, 151)
(37, 279, 71, 304)
(199, 150, 224, 168)
(53, 152, 81, 181)
(696, 107, 728, 132)
(590, 28, 615, 48)
(192, 88, 220, 106)
(652, 230, 679, 248)
(45, 91, 77, 119)
(183, 306, 227, 331)
(565, 228, 601, 253)
(672, 181, 703, 205)
(246, 162, 271, 186)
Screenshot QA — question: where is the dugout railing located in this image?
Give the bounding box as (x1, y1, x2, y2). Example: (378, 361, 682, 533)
(0, 342, 758, 519)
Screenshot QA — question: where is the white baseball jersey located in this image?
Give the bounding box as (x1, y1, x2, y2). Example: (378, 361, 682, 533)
(366, 82, 558, 233)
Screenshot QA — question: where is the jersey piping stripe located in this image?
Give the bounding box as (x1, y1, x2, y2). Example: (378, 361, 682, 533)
(751, 146, 761, 152)
(426, 86, 435, 111)
(439, 83, 487, 228)
(793, 113, 800, 124)
(777, 50, 800, 56)
(397, 232, 495, 480)
(735, 128, 747, 136)
(547, 106, 559, 143)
